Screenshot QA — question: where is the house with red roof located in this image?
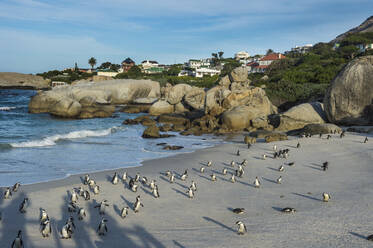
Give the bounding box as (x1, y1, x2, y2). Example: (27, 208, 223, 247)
(248, 53, 286, 73)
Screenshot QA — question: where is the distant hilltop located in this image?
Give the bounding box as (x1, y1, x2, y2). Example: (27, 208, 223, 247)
(332, 16, 373, 43)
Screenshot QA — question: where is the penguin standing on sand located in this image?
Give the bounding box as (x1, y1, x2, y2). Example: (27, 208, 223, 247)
(122, 171, 127, 182)
(41, 219, 52, 238)
(322, 162, 328, 171)
(200, 166, 205, 173)
(237, 165, 244, 178)
(141, 177, 148, 186)
(149, 180, 156, 190)
(277, 176, 282, 184)
(130, 181, 138, 192)
(281, 207, 296, 213)
(134, 173, 140, 182)
(180, 170, 188, 181)
(211, 173, 217, 182)
(278, 165, 284, 172)
(323, 192, 331, 202)
(364, 137, 368, 143)
(231, 174, 236, 183)
(97, 218, 108, 236)
(296, 142, 301, 148)
(133, 195, 144, 213)
(83, 190, 90, 200)
(66, 216, 76, 234)
(4, 187, 12, 199)
(165, 170, 171, 177)
(169, 174, 175, 183)
(12, 182, 21, 192)
(83, 174, 90, 185)
(78, 207, 86, 220)
(152, 185, 160, 198)
(67, 202, 77, 213)
(88, 179, 96, 188)
(11, 230, 23, 248)
(95, 200, 109, 215)
(191, 181, 197, 191)
(207, 161, 212, 167)
(273, 145, 277, 151)
(187, 186, 194, 199)
(236, 150, 240, 156)
(93, 185, 100, 195)
(222, 168, 227, 175)
(262, 154, 266, 160)
(70, 190, 78, 203)
(76, 186, 84, 196)
(236, 221, 247, 235)
(60, 223, 72, 239)
(247, 143, 251, 149)
(340, 131, 345, 138)
(230, 161, 235, 167)
(19, 198, 29, 213)
(40, 208, 49, 223)
(254, 177, 261, 188)
(241, 159, 247, 166)
(120, 207, 129, 219)
(112, 172, 119, 185)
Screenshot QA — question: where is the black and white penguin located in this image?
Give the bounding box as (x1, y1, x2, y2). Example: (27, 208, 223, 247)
(191, 181, 197, 191)
(231, 174, 236, 183)
(364, 137, 368, 143)
(340, 131, 345, 138)
(180, 169, 188, 181)
(122, 171, 128, 181)
(273, 145, 277, 151)
(19, 198, 29, 213)
(111, 172, 119, 185)
(66, 216, 76, 234)
(247, 143, 251, 149)
(134, 173, 140, 182)
(40, 208, 49, 223)
(67, 202, 77, 213)
(281, 207, 296, 213)
(327, 134, 331, 139)
(211, 173, 217, 182)
(322, 192, 331, 202)
(277, 176, 282, 184)
(11, 230, 23, 248)
(165, 170, 171, 177)
(222, 168, 227, 175)
(287, 162, 295, 166)
(296, 142, 300, 148)
(120, 207, 129, 219)
(133, 195, 144, 213)
(60, 223, 72, 239)
(262, 154, 266, 160)
(149, 180, 156, 190)
(83, 190, 90, 201)
(97, 218, 108, 236)
(187, 186, 194, 199)
(319, 133, 322, 138)
(237, 165, 244, 178)
(232, 208, 245, 214)
(93, 185, 100, 195)
(235, 221, 247, 235)
(240, 159, 247, 166)
(131, 182, 138, 192)
(83, 174, 90, 185)
(169, 174, 175, 183)
(4, 187, 12, 199)
(76, 186, 84, 196)
(367, 234, 373, 241)
(41, 219, 52, 238)
(78, 207, 86, 220)
(230, 161, 235, 167)
(278, 165, 284, 172)
(200, 166, 205, 173)
(152, 185, 160, 198)
(236, 150, 240, 156)
(141, 177, 148, 185)
(254, 177, 260, 188)
(207, 161, 212, 167)
(88, 179, 96, 188)
(322, 161, 328, 171)
(95, 200, 109, 215)
(12, 182, 21, 192)
(70, 190, 78, 203)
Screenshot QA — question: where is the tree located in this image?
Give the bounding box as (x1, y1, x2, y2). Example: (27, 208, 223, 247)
(127, 65, 142, 78)
(218, 51, 224, 59)
(97, 61, 112, 69)
(110, 64, 121, 71)
(88, 57, 97, 69)
(166, 64, 182, 76)
(266, 49, 274, 55)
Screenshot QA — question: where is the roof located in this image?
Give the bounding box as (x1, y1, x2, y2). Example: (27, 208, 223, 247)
(122, 58, 135, 64)
(141, 60, 158, 64)
(260, 53, 285, 61)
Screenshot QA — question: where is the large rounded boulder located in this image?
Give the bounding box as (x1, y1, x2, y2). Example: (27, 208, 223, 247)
(221, 106, 262, 130)
(149, 100, 174, 115)
(324, 56, 373, 125)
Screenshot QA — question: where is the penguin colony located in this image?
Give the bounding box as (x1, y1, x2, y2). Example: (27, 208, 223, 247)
(3, 129, 373, 246)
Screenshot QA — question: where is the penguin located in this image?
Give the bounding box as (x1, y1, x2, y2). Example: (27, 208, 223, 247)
(70, 190, 78, 203)
(207, 161, 212, 167)
(169, 174, 175, 183)
(131, 183, 138, 192)
(134, 173, 140, 182)
(273, 145, 277, 151)
(152, 185, 160, 198)
(200, 166, 205, 173)
(273, 152, 278, 159)
(40, 208, 49, 223)
(262, 154, 266, 160)
(364, 137, 368, 143)
(187, 186, 194, 199)
(240, 159, 247, 166)
(180, 170, 188, 181)
(11, 230, 23, 248)
(191, 181, 197, 191)
(12, 182, 21, 192)
(322, 161, 328, 171)
(67, 202, 77, 213)
(247, 143, 251, 149)
(296, 142, 300, 148)
(222, 168, 227, 175)
(238, 165, 244, 178)
(284, 153, 289, 159)
(60, 223, 72, 239)
(4, 187, 12, 199)
(340, 131, 345, 138)
(278, 165, 284, 172)
(66, 216, 76, 233)
(19, 198, 28, 213)
(319, 133, 322, 138)
(95, 200, 109, 215)
(111, 172, 119, 185)
(97, 218, 108, 236)
(322, 192, 331, 202)
(277, 176, 282, 184)
(287, 162, 295, 166)
(76, 186, 84, 196)
(254, 177, 260, 188)
(232, 208, 245, 214)
(149, 180, 156, 190)
(230, 161, 235, 167)
(83, 190, 90, 201)
(122, 171, 128, 181)
(236, 150, 240, 156)
(88, 179, 96, 188)
(211, 173, 217, 182)
(165, 170, 171, 177)
(235, 221, 247, 235)
(133, 195, 144, 213)
(93, 185, 100, 195)
(327, 135, 331, 139)
(141, 177, 148, 185)
(367, 234, 373, 241)
(120, 207, 129, 219)
(78, 207, 86, 220)
(129, 178, 136, 189)
(281, 207, 296, 213)
(83, 174, 90, 185)
(231, 174, 236, 183)
(41, 219, 52, 238)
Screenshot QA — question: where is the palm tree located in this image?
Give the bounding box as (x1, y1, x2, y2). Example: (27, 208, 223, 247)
(218, 51, 224, 59)
(88, 57, 97, 69)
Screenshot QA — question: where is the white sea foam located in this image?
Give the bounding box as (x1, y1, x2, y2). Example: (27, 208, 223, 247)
(11, 127, 117, 148)
(0, 106, 17, 111)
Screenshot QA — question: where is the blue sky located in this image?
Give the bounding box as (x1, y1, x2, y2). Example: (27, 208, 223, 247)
(0, 0, 372, 73)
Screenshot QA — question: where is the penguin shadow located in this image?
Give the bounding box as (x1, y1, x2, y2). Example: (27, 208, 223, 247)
(349, 231, 368, 240)
(217, 176, 231, 183)
(141, 186, 153, 197)
(106, 175, 113, 183)
(292, 193, 322, 202)
(199, 162, 209, 166)
(113, 204, 122, 217)
(192, 168, 201, 173)
(253, 156, 265, 160)
(120, 195, 134, 210)
(262, 177, 278, 184)
(79, 176, 86, 184)
(175, 182, 189, 190)
(159, 175, 170, 183)
(173, 240, 187, 248)
(196, 174, 212, 182)
(272, 206, 284, 212)
(211, 169, 224, 176)
(304, 164, 323, 171)
(237, 180, 256, 188)
(171, 188, 188, 198)
(267, 167, 279, 172)
(284, 145, 296, 148)
(202, 216, 236, 233)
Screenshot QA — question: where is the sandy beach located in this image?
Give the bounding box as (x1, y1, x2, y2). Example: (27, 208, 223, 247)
(1, 132, 373, 248)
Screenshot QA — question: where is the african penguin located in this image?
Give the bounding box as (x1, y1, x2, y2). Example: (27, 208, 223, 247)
(11, 230, 23, 248)
(322, 192, 331, 202)
(122, 171, 128, 181)
(97, 219, 108, 236)
(133, 195, 144, 213)
(281, 207, 296, 213)
(211, 173, 217, 182)
(120, 207, 129, 219)
(70, 190, 78, 203)
(95, 200, 109, 215)
(4, 187, 12, 199)
(187, 187, 194, 199)
(12, 182, 21, 192)
(41, 219, 52, 238)
(60, 224, 72, 239)
(200, 166, 205, 173)
(231, 174, 236, 183)
(111, 172, 119, 185)
(254, 177, 260, 188)
(236, 221, 247, 235)
(276, 176, 282, 184)
(278, 165, 284, 172)
(78, 207, 86, 220)
(207, 161, 212, 167)
(191, 181, 197, 191)
(152, 185, 160, 198)
(19, 198, 29, 213)
(222, 168, 227, 175)
(93, 185, 100, 195)
(40, 208, 49, 223)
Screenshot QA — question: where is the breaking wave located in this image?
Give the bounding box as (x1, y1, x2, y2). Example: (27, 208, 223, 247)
(0, 106, 17, 111)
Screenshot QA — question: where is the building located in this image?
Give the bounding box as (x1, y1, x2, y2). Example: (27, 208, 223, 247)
(178, 70, 194, 77)
(249, 53, 286, 73)
(51, 81, 68, 87)
(187, 59, 211, 69)
(357, 43, 373, 53)
(141, 60, 159, 70)
(195, 68, 221, 78)
(235, 51, 250, 60)
(291, 44, 313, 54)
(121, 58, 135, 73)
(97, 69, 119, 77)
(143, 67, 165, 74)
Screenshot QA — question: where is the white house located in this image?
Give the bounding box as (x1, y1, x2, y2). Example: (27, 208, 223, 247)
(97, 70, 119, 77)
(357, 43, 373, 53)
(249, 53, 286, 73)
(195, 68, 220, 78)
(235, 51, 250, 60)
(291, 44, 313, 54)
(178, 70, 195, 77)
(141, 60, 159, 70)
(187, 59, 211, 69)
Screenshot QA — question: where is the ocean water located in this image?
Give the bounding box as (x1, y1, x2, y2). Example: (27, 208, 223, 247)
(0, 89, 224, 186)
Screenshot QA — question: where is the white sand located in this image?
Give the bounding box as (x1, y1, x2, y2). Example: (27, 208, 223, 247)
(0, 132, 373, 247)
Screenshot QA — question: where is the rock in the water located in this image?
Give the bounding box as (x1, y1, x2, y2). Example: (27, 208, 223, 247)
(0, 72, 50, 89)
(174, 102, 189, 113)
(244, 136, 256, 144)
(163, 145, 184, 150)
(141, 125, 174, 138)
(50, 98, 82, 118)
(157, 114, 190, 126)
(149, 100, 174, 115)
(264, 132, 288, 143)
(159, 124, 172, 132)
(324, 56, 373, 125)
(302, 123, 342, 135)
(120, 105, 150, 113)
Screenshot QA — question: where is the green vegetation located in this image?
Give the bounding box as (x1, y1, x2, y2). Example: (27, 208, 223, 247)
(97, 61, 121, 71)
(37, 69, 95, 84)
(88, 57, 97, 69)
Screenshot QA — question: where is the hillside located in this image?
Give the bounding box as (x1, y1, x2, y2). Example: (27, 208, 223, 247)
(332, 16, 373, 42)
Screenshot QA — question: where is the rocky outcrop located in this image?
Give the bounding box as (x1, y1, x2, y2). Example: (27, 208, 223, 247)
(184, 87, 205, 110)
(166, 84, 192, 105)
(264, 132, 288, 143)
(141, 125, 174, 139)
(244, 136, 256, 144)
(222, 106, 263, 130)
(324, 56, 373, 125)
(149, 100, 174, 115)
(302, 123, 342, 135)
(0, 72, 50, 90)
(29, 79, 160, 118)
